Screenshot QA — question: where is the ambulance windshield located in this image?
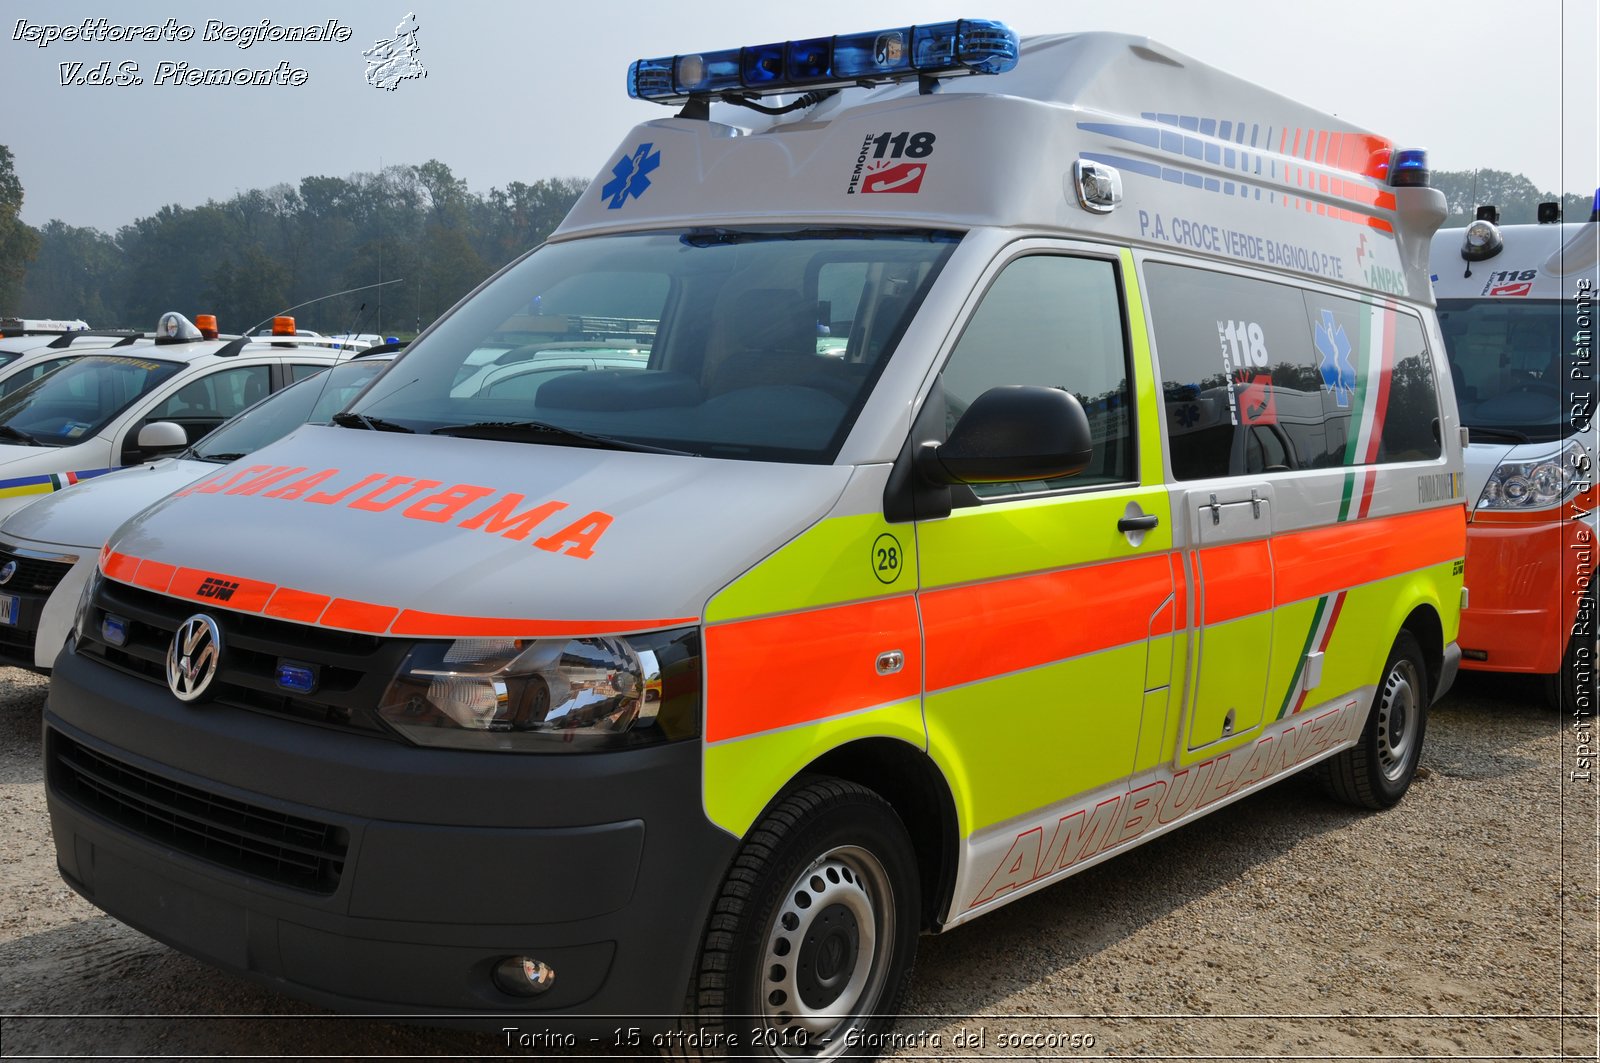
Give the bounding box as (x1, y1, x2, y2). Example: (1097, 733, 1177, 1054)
(345, 228, 958, 462)
(1436, 299, 1585, 443)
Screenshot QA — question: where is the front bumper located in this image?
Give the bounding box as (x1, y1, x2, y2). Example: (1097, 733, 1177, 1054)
(44, 645, 737, 1028)
(0, 540, 87, 672)
(1459, 516, 1590, 675)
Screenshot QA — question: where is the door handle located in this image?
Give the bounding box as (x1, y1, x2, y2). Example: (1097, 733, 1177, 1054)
(1117, 514, 1160, 533)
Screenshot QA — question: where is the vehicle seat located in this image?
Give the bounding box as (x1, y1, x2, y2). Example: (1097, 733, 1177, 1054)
(708, 289, 853, 400)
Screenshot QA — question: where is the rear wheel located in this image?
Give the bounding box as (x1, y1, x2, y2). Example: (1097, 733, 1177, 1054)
(683, 777, 919, 1060)
(1321, 631, 1429, 809)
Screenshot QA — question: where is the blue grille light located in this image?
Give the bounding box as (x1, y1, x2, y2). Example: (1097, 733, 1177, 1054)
(626, 19, 1019, 105)
(275, 660, 317, 694)
(1389, 148, 1430, 187)
(101, 615, 128, 647)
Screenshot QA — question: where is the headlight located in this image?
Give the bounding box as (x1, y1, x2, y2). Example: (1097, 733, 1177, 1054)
(378, 626, 700, 752)
(72, 567, 103, 648)
(1477, 439, 1589, 511)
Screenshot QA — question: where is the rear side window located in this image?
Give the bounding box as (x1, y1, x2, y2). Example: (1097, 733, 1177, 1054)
(1145, 263, 1441, 479)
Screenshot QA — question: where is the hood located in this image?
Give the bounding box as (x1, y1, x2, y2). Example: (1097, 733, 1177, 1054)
(105, 425, 854, 637)
(0, 457, 210, 552)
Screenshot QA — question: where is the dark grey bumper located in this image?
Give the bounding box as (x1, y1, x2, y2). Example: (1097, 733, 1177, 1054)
(44, 645, 737, 1028)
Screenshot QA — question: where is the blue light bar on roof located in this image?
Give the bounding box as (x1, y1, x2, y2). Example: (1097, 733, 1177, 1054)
(627, 18, 1019, 105)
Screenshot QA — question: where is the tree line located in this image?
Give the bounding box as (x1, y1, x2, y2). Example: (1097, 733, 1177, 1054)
(0, 147, 1593, 334)
(1, 149, 585, 337)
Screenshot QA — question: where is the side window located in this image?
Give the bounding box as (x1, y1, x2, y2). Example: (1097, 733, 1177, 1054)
(1146, 263, 1321, 479)
(1302, 297, 1442, 464)
(1379, 314, 1443, 461)
(150, 365, 271, 422)
(1148, 264, 1442, 478)
(940, 254, 1133, 496)
(291, 363, 331, 383)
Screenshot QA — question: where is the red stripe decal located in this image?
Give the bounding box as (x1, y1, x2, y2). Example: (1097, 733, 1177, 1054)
(706, 596, 921, 743)
(921, 554, 1175, 692)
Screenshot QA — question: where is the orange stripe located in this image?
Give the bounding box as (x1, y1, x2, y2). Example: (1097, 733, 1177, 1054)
(1275, 506, 1464, 605)
(102, 550, 139, 584)
(320, 599, 399, 634)
(705, 596, 920, 743)
(134, 559, 176, 594)
(1196, 541, 1273, 625)
(97, 548, 697, 639)
(264, 587, 331, 624)
(167, 567, 275, 612)
(921, 554, 1174, 692)
(389, 609, 698, 638)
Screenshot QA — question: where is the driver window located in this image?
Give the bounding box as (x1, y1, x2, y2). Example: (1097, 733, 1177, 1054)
(150, 365, 271, 422)
(939, 254, 1133, 497)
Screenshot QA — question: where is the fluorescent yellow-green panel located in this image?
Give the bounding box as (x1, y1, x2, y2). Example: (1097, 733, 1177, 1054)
(925, 643, 1147, 833)
(1187, 612, 1273, 750)
(702, 698, 926, 837)
(707, 513, 918, 623)
(1131, 684, 1172, 775)
(917, 485, 1172, 590)
(1119, 248, 1167, 489)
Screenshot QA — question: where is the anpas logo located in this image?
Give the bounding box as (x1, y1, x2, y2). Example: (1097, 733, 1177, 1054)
(602, 143, 661, 209)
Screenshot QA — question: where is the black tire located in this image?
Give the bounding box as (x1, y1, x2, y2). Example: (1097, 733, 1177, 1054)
(1321, 630, 1429, 809)
(1542, 591, 1595, 712)
(681, 777, 920, 1060)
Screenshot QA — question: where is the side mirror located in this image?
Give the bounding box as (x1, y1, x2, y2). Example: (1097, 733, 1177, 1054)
(916, 385, 1093, 486)
(136, 421, 189, 452)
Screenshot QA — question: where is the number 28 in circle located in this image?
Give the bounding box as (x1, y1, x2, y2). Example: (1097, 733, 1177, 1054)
(872, 533, 903, 584)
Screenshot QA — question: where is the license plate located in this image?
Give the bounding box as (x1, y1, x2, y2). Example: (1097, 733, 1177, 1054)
(0, 592, 15, 626)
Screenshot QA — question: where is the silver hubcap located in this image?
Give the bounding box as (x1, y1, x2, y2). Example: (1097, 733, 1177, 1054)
(1376, 658, 1420, 782)
(759, 845, 894, 1054)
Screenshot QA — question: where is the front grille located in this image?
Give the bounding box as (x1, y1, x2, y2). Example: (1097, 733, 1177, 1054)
(50, 731, 347, 892)
(0, 545, 73, 596)
(78, 579, 413, 738)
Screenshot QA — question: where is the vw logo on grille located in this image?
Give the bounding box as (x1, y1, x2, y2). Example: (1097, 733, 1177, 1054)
(166, 614, 223, 703)
(0, 560, 15, 585)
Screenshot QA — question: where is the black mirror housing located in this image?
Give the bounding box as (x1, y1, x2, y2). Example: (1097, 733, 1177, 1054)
(917, 384, 1094, 486)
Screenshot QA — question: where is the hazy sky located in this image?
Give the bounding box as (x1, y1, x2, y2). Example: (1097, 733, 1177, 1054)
(2, 0, 1596, 232)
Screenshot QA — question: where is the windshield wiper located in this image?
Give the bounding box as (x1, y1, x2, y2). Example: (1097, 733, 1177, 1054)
(1465, 426, 1531, 443)
(430, 420, 692, 455)
(197, 451, 247, 462)
(331, 411, 415, 433)
(0, 424, 43, 446)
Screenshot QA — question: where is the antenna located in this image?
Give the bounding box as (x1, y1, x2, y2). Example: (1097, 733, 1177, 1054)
(215, 279, 405, 358)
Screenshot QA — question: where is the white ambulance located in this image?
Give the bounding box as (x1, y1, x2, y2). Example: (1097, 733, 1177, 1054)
(45, 24, 1463, 1054)
(1430, 205, 1597, 707)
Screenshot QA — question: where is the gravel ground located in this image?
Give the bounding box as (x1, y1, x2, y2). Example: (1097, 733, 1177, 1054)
(0, 665, 1594, 1061)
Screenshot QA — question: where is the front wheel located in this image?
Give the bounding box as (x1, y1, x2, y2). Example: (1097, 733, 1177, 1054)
(1320, 630, 1429, 809)
(684, 777, 920, 1060)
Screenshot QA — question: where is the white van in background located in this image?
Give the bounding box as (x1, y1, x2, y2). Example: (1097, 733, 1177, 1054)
(1430, 199, 1597, 707)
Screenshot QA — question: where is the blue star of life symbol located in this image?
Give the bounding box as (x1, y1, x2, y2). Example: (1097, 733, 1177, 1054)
(601, 143, 661, 209)
(1313, 309, 1357, 408)
(1175, 403, 1200, 428)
